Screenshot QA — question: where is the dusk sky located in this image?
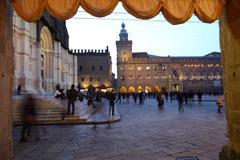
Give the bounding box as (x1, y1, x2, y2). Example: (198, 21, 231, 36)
(66, 4, 220, 75)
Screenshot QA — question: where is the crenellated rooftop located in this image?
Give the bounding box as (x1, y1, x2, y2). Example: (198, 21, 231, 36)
(70, 46, 110, 56)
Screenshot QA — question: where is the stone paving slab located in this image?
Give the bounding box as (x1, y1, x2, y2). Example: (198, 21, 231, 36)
(13, 97, 227, 160)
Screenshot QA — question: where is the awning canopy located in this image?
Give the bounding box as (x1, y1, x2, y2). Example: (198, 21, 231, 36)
(12, 0, 226, 24)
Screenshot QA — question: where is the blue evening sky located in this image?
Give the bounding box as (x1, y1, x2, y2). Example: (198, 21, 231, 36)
(66, 4, 220, 75)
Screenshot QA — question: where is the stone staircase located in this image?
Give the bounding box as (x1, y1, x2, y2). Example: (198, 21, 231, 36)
(13, 98, 65, 125)
(12, 97, 105, 125)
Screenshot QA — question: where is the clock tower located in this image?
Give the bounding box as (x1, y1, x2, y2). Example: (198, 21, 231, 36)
(116, 23, 132, 63)
(116, 23, 133, 92)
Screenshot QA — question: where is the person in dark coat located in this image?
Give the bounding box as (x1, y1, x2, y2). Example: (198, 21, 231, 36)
(66, 84, 78, 115)
(197, 90, 203, 103)
(177, 92, 184, 112)
(157, 92, 164, 109)
(17, 84, 21, 95)
(108, 91, 116, 116)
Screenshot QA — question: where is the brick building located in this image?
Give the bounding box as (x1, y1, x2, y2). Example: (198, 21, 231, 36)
(116, 23, 223, 93)
(71, 47, 113, 90)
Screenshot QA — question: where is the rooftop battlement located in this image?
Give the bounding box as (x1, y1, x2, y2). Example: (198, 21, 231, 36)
(70, 46, 110, 56)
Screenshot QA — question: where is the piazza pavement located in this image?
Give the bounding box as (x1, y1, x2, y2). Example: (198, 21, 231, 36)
(13, 96, 227, 160)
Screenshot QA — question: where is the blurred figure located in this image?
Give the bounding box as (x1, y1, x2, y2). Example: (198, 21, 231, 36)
(133, 92, 138, 104)
(216, 94, 224, 113)
(197, 90, 203, 103)
(66, 84, 78, 115)
(17, 83, 21, 95)
(177, 92, 184, 112)
(164, 92, 169, 102)
(20, 94, 38, 143)
(116, 92, 122, 104)
(157, 92, 164, 109)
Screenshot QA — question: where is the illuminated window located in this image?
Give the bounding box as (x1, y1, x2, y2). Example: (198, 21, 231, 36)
(120, 76, 124, 80)
(208, 74, 214, 80)
(128, 66, 134, 70)
(129, 76, 134, 80)
(120, 66, 124, 71)
(146, 66, 151, 71)
(137, 67, 142, 71)
(154, 75, 159, 79)
(162, 65, 167, 70)
(146, 75, 151, 79)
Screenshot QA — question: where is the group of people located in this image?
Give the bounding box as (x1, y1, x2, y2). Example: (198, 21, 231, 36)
(115, 90, 224, 113)
(54, 84, 117, 116)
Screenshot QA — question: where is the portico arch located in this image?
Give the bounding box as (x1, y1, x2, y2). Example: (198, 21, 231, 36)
(40, 26, 54, 93)
(119, 86, 127, 93)
(145, 85, 152, 92)
(153, 85, 160, 92)
(128, 86, 136, 92)
(137, 85, 143, 92)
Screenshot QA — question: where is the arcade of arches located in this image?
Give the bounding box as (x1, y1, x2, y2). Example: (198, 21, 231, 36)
(119, 85, 161, 93)
(1, 0, 240, 159)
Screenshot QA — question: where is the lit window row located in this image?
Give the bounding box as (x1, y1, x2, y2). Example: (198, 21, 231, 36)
(182, 75, 221, 80)
(183, 64, 220, 68)
(120, 66, 164, 71)
(121, 75, 221, 81)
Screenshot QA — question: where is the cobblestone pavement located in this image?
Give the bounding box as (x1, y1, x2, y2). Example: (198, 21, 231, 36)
(13, 97, 227, 160)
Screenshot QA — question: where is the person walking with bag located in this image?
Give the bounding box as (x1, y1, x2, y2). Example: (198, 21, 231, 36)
(216, 94, 224, 113)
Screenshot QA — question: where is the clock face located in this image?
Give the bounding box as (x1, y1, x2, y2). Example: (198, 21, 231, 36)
(137, 67, 142, 71)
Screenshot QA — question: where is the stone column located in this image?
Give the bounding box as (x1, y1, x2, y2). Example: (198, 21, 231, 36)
(35, 43, 43, 93)
(0, 0, 14, 159)
(219, 8, 240, 160)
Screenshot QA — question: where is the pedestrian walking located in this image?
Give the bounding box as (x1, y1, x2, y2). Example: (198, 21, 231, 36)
(66, 84, 78, 115)
(216, 94, 224, 113)
(133, 92, 138, 104)
(164, 92, 169, 102)
(17, 83, 21, 95)
(157, 92, 164, 109)
(197, 90, 203, 103)
(108, 91, 116, 116)
(20, 94, 38, 142)
(177, 92, 184, 112)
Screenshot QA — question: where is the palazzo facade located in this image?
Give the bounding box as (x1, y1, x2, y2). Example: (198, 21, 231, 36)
(70, 47, 113, 90)
(13, 12, 77, 94)
(117, 23, 223, 93)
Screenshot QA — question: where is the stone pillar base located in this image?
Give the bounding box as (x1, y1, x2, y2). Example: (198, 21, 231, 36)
(219, 143, 240, 160)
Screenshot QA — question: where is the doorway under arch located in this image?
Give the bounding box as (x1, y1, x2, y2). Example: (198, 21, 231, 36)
(40, 26, 54, 93)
